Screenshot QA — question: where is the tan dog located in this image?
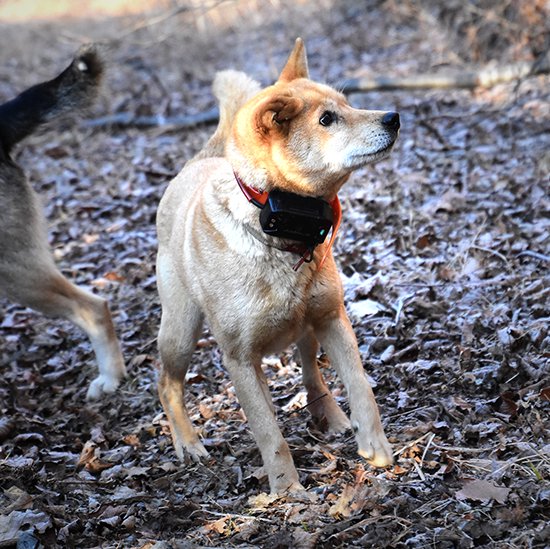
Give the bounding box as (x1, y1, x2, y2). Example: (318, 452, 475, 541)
(0, 46, 125, 400)
(156, 39, 399, 493)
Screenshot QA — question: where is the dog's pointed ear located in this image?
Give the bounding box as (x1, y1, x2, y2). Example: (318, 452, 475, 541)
(254, 93, 305, 133)
(278, 38, 309, 82)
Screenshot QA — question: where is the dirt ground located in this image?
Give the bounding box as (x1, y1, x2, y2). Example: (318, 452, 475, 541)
(0, 1, 549, 548)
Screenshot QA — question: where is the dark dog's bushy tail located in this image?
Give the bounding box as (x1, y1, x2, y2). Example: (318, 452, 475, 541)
(0, 45, 103, 154)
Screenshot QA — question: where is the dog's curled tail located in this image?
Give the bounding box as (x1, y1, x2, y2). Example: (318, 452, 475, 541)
(192, 70, 261, 161)
(0, 44, 103, 154)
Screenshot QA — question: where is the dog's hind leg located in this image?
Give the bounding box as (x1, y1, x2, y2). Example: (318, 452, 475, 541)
(157, 253, 207, 460)
(297, 327, 351, 433)
(7, 266, 126, 399)
(30, 272, 123, 399)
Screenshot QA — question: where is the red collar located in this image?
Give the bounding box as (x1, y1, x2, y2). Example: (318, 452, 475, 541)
(234, 172, 269, 208)
(234, 171, 341, 270)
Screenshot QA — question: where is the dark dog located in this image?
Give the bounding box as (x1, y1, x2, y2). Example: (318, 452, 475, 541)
(0, 46, 125, 399)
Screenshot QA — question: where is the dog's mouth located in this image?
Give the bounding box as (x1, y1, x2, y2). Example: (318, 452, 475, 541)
(350, 140, 396, 167)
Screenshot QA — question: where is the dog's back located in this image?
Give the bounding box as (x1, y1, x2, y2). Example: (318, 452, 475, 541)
(0, 45, 102, 161)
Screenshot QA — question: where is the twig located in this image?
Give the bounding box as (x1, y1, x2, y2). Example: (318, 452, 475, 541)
(431, 443, 494, 454)
(394, 291, 417, 326)
(417, 498, 453, 518)
(490, 454, 547, 478)
(516, 250, 550, 263)
(393, 432, 433, 457)
(518, 379, 549, 399)
(305, 427, 328, 444)
(200, 508, 274, 524)
(283, 392, 327, 417)
(325, 515, 411, 541)
(465, 275, 520, 287)
(112, 0, 232, 42)
(411, 459, 426, 481)
(469, 245, 509, 265)
(387, 405, 433, 420)
(393, 341, 420, 360)
(420, 432, 436, 465)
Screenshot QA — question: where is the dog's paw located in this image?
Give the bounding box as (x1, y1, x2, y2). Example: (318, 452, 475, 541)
(357, 435, 393, 468)
(86, 374, 121, 400)
(326, 408, 352, 434)
(308, 394, 351, 433)
(271, 479, 306, 497)
(174, 439, 210, 462)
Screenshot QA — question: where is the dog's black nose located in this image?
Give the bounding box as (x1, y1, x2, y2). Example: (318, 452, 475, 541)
(381, 111, 400, 130)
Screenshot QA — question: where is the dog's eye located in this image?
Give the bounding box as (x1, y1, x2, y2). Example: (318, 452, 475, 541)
(319, 111, 336, 127)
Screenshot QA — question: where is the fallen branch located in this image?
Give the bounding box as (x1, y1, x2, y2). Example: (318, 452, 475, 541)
(84, 55, 549, 130)
(84, 106, 219, 130)
(339, 54, 550, 93)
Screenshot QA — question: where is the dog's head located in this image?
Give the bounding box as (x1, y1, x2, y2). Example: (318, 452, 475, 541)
(230, 38, 399, 199)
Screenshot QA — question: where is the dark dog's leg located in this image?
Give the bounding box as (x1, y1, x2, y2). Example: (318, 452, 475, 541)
(8, 266, 125, 399)
(297, 327, 350, 432)
(1, 161, 125, 399)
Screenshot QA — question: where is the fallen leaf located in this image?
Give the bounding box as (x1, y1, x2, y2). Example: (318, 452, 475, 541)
(328, 484, 355, 518)
(104, 271, 125, 282)
(198, 402, 215, 419)
(348, 299, 387, 318)
(124, 466, 151, 478)
(0, 510, 51, 545)
(248, 492, 279, 510)
(122, 434, 141, 447)
(425, 189, 466, 213)
(416, 232, 435, 249)
(77, 440, 98, 469)
(456, 479, 510, 504)
(76, 440, 114, 474)
(203, 515, 231, 535)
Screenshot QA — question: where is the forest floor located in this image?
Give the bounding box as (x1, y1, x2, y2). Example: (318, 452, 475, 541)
(0, 1, 549, 548)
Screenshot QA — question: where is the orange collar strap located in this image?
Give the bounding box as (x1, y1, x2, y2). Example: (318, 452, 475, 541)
(319, 194, 341, 270)
(234, 171, 341, 271)
(234, 172, 269, 208)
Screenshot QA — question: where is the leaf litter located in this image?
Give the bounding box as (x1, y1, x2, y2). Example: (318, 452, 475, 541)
(0, 1, 549, 548)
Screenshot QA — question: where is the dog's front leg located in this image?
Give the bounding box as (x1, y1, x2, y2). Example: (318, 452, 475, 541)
(315, 309, 393, 467)
(224, 355, 303, 494)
